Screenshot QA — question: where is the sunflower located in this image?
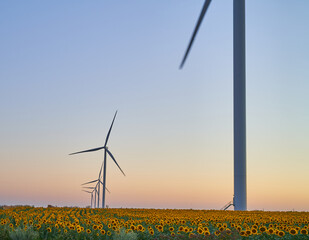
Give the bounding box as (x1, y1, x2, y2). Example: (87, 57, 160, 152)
(301, 229, 308, 235)
(130, 225, 136, 230)
(189, 232, 195, 238)
(214, 230, 221, 236)
(101, 229, 105, 234)
(259, 226, 266, 233)
(197, 228, 203, 234)
(278, 231, 285, 237)
(137, 225, 143, 231)
(240, 230, 246, 236)
(289, 228, 297, 235)
(204, 231, 210, 236)
(252, 224, 258, 229)
(171, 232, 175, 236)
(47, 227, 52, 233)
(86, 229, 91, 234)
(251, 228, 257, 234)
(179, 226, 184, 231)
(268, 228, 274, 234)
(107, 231, 111, 236)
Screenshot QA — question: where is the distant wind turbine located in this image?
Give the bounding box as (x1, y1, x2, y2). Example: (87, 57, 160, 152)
(83, 186, 98, 208)
(82, 190, 94, 208)
(70, 111, 125, 208)
(180, 0, 247, 210)
(82, 176, 111, 208)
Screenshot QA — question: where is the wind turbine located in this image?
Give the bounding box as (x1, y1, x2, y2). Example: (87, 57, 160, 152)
(82, 177, 111, 208)
(83, 185, 98, 208)
(180, 0, 246, 210)
(70, 111, 125, 208)
(82, 161, 105, 208)
(82, 183, 100, 207)
(82, 189, 94, 208)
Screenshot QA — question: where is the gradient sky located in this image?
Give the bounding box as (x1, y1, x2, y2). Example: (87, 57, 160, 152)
(1, 0, 308, 211)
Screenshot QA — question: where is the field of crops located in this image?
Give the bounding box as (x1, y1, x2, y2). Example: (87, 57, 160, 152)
(1, 207, 309, 239)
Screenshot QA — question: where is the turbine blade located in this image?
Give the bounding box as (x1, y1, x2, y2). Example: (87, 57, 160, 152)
(106, 148, 125, 176)
(104, 111, 117, 147)
(82, 190, 92, 194)
(99, 180, 111, 193)
(179, 0, 212, 69)
(69, 146, 104, 155)
(82, 187, 95, 189)
(81, 179, 98, 186)
(98, 160, 104, 178)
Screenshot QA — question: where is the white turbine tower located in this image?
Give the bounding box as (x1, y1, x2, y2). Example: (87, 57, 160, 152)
(180, 0, 247, 210)
(70, 111, 125, 208)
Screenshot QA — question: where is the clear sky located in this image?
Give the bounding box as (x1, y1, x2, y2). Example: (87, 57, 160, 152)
(1, 0, 308, 211)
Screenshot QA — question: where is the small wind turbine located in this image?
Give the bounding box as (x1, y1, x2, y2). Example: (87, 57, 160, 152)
(180, 0, 247, 210)
(82, 162, 105, 208)
(82, 189, 94, 208)
(83, 186, 98, 208)
(82, 177, 110, 208)
(70, 111, 125, 208)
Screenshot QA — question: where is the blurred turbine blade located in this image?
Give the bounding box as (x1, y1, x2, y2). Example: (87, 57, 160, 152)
(81, 179, 98, 186)
(69, 146, 104, 155)
(104, 111, 117, 147)
(83, 187, 95, 189)
(98, 160, 104, 178)
(82, 190, 92, 194)
(106, 148, 125, 176)
(99, 180, 111, 193)
(179, 0, 212, 69)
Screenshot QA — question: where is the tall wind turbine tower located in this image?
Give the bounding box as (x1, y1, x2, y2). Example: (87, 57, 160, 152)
(180, 0, 247, 210)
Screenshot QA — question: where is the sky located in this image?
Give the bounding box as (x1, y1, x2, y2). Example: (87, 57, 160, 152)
(0, 0, 308, 211)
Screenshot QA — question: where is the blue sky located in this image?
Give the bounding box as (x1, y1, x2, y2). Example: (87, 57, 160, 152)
(0, 0, 309, 210)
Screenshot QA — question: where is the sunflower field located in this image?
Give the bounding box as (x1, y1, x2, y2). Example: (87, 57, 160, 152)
(1, 206, 309, 240)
